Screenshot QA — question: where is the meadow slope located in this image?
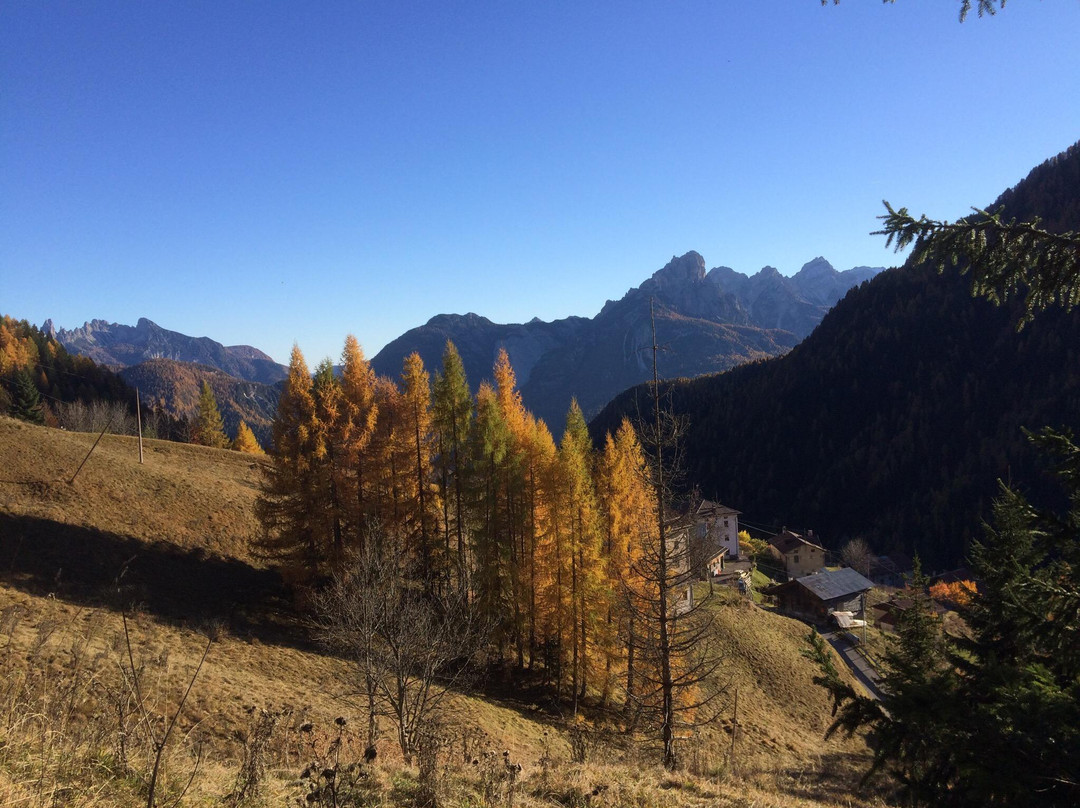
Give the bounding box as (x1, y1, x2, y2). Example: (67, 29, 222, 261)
(0, 417, 885, 806)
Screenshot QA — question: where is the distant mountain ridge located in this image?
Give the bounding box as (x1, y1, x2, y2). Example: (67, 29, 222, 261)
(373, 254, 883, 430)
(707, 258, 882, 337)
(45, 317, 288, 385)
(119, 359, 278, 447)
(45, 255, 882, 441)
(591, 140, 1080, 570)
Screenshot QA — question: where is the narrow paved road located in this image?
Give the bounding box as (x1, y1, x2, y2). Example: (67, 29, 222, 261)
(821, 630, 885, 701)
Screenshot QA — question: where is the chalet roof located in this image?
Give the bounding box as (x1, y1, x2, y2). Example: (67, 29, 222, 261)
(695, 499, 741, 517)
(795, 568, 874, 602)
(769, 529, 824, 555)
(705, 546, 729, 563)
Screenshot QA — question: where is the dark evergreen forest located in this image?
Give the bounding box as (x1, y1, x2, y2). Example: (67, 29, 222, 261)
(592, 142, 1080, 570)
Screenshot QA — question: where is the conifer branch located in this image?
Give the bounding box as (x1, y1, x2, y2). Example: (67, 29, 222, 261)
(823, 1, 1005, 24)
(875, 201, 1080, 328)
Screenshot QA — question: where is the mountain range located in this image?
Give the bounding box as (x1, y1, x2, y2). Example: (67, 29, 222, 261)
(592, 140, 1080, 571)
(44, 317, 288, 386)
(371, 255, 882, 429)
(47, 257, 881, 437)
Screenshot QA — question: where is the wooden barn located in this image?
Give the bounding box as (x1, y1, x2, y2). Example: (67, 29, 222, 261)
(763, 567, 874, 623)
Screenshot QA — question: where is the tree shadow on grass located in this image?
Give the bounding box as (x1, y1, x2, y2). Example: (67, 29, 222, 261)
(769, 748, 894, 806)
(0, 512, 307, 647)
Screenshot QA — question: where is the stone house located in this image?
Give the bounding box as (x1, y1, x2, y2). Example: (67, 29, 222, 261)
(767, 529, 826, 579)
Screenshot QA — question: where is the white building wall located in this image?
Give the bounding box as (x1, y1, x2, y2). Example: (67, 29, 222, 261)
(709, 511, 739, 559)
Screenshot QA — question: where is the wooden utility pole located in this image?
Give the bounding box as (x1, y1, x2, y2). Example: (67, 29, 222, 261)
(136, 388, 144, 464)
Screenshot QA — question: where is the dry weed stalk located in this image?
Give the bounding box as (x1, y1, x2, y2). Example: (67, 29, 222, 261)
(292, 716, 378, 807)
(0, 603, 116, 807)
(117, 611, 212, 808)
(474, 748, 522, 808)
(223, 705, 289, 807)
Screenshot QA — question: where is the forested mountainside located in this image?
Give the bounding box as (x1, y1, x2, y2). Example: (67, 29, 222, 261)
(119, 358, 278, 446)
(374, 254, 880, 431)
(592, 141, 1080, 570)
(0, 315, 188, 436)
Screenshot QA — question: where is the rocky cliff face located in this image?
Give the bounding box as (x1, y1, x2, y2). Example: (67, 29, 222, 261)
(707, 257, 883, 338)
(48, 317, 288, 385)
(373, 252, 879, 432)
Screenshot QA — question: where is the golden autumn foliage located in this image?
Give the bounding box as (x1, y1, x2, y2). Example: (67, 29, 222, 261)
(929, 579, 977, 607)
(0, 316, 40, 376)
(255, 334, 718, 735)
(232, 419, 263, 453)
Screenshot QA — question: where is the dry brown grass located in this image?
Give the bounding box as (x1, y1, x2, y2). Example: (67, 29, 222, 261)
(0, 418, 889, 806)
(0, 415, 266, 564)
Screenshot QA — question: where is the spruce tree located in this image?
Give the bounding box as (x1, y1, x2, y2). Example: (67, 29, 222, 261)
(949, 430, 1080, 807)
(10, 367, 45, 424)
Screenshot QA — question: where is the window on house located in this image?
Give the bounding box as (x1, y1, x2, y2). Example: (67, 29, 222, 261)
(724, 518, 729, 527)
(794, 555, 800, 564)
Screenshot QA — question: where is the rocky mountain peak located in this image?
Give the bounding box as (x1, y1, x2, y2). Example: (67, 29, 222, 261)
(426, 312, 493, 329)
(795, 257, 837, 280)
(643, 251, 707, 291)
(50, 317, 287, 385)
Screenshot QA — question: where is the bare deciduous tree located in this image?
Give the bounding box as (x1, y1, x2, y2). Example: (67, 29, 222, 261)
(841, 538, 873, 578)
(57, 399, 138, 436)
(311, 540, 488, 765)
(622, 299, 727, 770)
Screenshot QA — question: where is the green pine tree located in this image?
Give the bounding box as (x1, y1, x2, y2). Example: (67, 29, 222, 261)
(433, 340, 474, 592)
(947, 430, 1080, 807)
(9, 367, 45, 424)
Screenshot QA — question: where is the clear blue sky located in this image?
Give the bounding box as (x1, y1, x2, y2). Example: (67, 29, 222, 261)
(3, 1, 1079, 366)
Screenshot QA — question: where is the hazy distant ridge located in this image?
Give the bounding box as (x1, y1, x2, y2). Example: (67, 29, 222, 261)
(46, 317, 288, 385)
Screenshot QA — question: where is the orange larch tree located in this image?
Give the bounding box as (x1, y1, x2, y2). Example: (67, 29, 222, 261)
(400, 352, 438, 585)
(560, 399, 606, 714)
(256, 344, 330, 587)
(339, 334, 379, 549)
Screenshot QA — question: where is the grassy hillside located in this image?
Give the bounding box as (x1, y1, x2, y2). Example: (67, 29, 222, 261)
(0, 417, 885, 807)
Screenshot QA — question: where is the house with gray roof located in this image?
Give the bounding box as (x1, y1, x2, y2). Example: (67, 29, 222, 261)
(762, 567, 874, 623)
